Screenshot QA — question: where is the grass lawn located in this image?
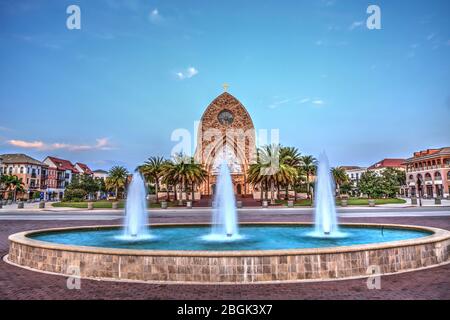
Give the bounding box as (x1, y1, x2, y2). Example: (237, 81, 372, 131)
(52, 200, 179, 209)
(339, 198, 406, 205)
(276, 197, 406, 207)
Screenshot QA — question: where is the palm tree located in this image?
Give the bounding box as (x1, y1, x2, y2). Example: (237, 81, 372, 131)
(2, 175, 25, 202)
(331, 166, 349, 197)
(161, 153, 207, 204)
(247, 144, 299, 203)
(139, 156, 165, 203)
(279, 146, 301, 200)
(301, 155, 317, 199)
(106, 166, 129, 199)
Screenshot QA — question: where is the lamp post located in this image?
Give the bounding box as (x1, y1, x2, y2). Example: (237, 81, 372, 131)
(417, 178, 422, 207)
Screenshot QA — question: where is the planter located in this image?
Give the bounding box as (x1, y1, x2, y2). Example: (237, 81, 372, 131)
(368, 199, 375, 207)
(411, 197, 418, 205)
(38, 201, 45, 209)
(287, 200, 294, 208)
(262, 200, 268, 208)
(341, 199, 348, 207)
(186, 201, 192, 209)
(236, 201, 243, 208)
(112, 202, 119, 210)
(161, 201, 167, 209)
(87, 202, 94, 210)
(17, 202, 24, 209)
(435, 197, 441, 205)
(7, 200, 12, 205)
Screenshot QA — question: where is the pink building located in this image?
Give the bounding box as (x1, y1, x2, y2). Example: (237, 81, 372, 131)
(405, 147, 450, 199)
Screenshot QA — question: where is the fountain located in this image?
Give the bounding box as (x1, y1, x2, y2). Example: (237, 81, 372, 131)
(120, 172, 152, 240)
(203, 161, 241, 241)
(312, 152, 341, 237)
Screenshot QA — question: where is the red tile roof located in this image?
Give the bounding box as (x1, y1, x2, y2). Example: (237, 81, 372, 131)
(368, 158, 406, 170)
(76, 162, 93, 175)
(47, 156, 79, 173)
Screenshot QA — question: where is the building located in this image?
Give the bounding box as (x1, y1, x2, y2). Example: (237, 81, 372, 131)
(367, 158, 406, 175)
(342, 166, 367, 186)
(93, 169, 108, 180)
(75, 162, 93, 177)
(43, 156, 79, 200)
(405, 147, 450, 199)
(194, 90, 256, 197)
(0, 153, 48, 200)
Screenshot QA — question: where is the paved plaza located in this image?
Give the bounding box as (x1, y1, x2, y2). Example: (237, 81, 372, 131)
(0, 207, 449, 300)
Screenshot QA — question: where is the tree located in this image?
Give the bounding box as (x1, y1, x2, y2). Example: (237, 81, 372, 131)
(106, 166, 129, 199)
(380, 168, 405, 198)
(331, 166, 349, 197)
(301, 155, 317, 199)
(1, 175, 25, 201)
(279, 146, 301, 199)
(247, 144, 299, 203)
(139, 156, 165, 203)
(160, 153, 207, 204)
(66, 175, 99, 200)
(358, 171, 383, 199)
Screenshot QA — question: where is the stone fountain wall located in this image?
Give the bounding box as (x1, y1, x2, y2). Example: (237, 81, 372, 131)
(7, 224, 450, 283)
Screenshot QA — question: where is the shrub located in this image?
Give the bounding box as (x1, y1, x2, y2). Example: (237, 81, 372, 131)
(63, 189, 87, 202)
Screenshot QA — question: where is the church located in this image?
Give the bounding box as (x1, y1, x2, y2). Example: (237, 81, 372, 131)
(194, 87, 257, 198)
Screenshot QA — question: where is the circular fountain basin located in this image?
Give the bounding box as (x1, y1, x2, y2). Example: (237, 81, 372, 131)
(7, 223, 450, 283)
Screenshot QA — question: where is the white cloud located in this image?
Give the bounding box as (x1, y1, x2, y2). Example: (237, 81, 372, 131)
(6, 138, 114, 152)
(176, 66, 199, 80)
(349, 21, 364, 30)
(269, 97, 312, 109)
(149, 8, 163, 24)
(312, 100, 325, 105)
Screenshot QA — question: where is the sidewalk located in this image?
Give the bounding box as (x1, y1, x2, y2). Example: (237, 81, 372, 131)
(1, 199, 449, 213)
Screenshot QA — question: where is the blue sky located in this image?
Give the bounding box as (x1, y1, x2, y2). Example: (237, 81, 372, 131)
(0, 0, 449, 170)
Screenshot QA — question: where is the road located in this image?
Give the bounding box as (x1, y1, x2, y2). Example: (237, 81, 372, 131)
(0, 206, 449, 220)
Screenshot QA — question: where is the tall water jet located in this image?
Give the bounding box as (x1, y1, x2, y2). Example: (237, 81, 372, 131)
(121, 172, 151, 240)
(204, 161, 241, 241)
(313, 152, 340, 237)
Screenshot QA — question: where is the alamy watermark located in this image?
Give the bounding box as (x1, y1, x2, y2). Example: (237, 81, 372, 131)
(66, 265, 81, 290)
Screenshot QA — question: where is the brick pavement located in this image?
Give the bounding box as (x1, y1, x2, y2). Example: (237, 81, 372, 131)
(0, 215, 449, 300)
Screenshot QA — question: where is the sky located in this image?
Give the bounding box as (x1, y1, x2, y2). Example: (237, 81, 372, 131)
(0, 0, 449, 170)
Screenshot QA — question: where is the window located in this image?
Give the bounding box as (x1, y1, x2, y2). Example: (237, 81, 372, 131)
(217, 109, 234, 125)
(434, 172, 441, 179)
(20, 167, 24, 174)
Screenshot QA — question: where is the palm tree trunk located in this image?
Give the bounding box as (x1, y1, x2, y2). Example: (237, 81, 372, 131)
(115, 187, 118, 200)
(306, 173, 310, 199)
(191, 183, 195, 202)
(173, 184, 177, 201)
(270, 181, 275, 204)
(285, 185, 289, 200)
(260, 183, 263, 202)
(155, 177, 159, 203)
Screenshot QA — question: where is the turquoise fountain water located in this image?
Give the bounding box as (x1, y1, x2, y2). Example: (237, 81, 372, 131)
(203, 161, 241, 241)
(312, 152, 341, 237)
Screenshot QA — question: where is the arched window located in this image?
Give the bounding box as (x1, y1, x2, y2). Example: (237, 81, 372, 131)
(434, 172, 441, 179)
(447, 171, 450, 180)
(409, 175, 414, 180)
(425, 173, 432, 180)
